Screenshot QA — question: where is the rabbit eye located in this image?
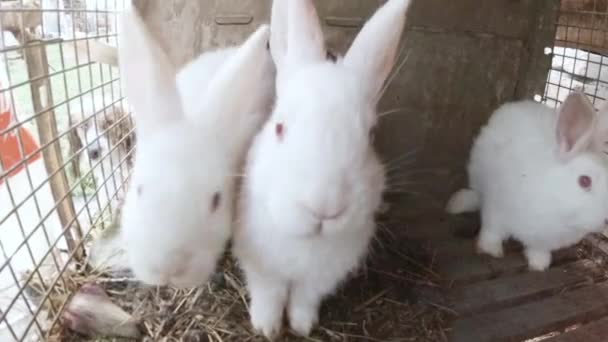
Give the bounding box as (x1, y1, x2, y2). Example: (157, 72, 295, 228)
(211, 192, 221, 212)
(579, 175, 592, 190)
(275, 123, 284, 140)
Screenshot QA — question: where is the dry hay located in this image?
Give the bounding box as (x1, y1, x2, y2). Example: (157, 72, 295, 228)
(44, 216, 449, 342)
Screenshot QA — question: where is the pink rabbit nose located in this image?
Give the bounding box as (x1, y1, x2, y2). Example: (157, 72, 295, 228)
(299, 204, 347, 237)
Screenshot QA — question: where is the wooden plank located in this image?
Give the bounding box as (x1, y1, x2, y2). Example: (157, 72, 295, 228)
(406, 0, 538, 40)
(515, 0, 560, 99)
(385, 216, 464, 241)
(439, 247, 579, 286)
(449, 282, 608, 342)
(388, 213, 480, 241)
(375, 31, 524, 199)
(451, 259, 604, 316)
(24, 40, 83, 256)
(431, 238, 523, 260)
(543, 316, 608, 342)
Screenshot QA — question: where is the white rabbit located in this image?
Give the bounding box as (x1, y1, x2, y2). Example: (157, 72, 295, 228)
(446, 91, 608, 271)
(117, 7, 274, 288)
(233, 0, 411, 338)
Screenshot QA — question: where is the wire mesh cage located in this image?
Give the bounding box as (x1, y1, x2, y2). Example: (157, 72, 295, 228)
(0, 0, 607, 341)
(544, 0, 608, 109)
(0, 0, 130, 340)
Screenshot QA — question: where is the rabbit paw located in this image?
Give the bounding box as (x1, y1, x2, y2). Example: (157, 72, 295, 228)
(289, 303, 318, 337)
(477, 230, 504, 258)
(250, 301, 283, 340)
(525, 249, 551, 271)
(245, 274, 288, 340)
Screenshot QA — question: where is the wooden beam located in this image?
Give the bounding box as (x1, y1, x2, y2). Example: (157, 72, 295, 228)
(24, 38, 83, 258)
(451, 259, 605, 317)
(542, 316, 608, 342)
(450, 282, 608, 342)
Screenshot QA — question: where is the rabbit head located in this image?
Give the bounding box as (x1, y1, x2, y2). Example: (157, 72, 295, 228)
(118, 7, 271, 287)
(549, 91, 608, 233)
(247, 0, 411, 237)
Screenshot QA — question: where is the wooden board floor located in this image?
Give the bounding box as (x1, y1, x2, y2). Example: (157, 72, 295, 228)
(399, 212, 608, 342)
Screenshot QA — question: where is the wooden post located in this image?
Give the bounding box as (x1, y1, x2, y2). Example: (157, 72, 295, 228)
(24, 38, 84, 259)
(515, 0, 560, 100)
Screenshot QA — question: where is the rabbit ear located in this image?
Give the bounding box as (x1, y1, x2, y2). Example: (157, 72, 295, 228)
(556, 91, 596, 160)
(343, 0, 411, 100)
(198, 25, 270, 128)
(118, 7, 184, 137)
(271, 0, 325, 73)
(269, 0, 288, 67)
(287, 0, 326, 65)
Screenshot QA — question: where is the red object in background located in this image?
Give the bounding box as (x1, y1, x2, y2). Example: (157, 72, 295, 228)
(0, 100, 41, 185)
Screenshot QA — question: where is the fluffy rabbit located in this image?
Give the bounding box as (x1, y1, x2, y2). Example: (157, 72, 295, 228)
(117, 7, 274, 288)
(446, 91, 608, 271)
(233, 0, 411, 338)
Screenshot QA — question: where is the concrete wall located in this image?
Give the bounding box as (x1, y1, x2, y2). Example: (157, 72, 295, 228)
(132, 0, 559, 213)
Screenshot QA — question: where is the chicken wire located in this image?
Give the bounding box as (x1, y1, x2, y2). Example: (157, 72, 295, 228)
(0, 0, 130, 340)
(544, 0, 608, 109)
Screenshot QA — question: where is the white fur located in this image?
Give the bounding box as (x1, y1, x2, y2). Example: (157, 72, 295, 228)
(117, 8, 274, 288)
(447, 92, 608, 271)
(178, 48, 238, 117)
(445, 188, 479, 213)
(234, 0, 411, 338)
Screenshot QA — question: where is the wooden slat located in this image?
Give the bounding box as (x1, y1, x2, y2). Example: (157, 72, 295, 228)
(25, 39, 83, 256)
(439, 247, 579, 286)
(451, 259, 604, 316)
(543, 317, 608, 342)
(432, 239, 523, 260)
(449, 282, 608, 342)
(386, 214, 459, 241)
(385, 212, 480, 243)
(429, 239, 478, 258)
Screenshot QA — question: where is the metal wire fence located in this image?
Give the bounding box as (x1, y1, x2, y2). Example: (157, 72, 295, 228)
(0, 0, 130, 340)
(544, 0, 608, 109)
(0, 0, 605, 340)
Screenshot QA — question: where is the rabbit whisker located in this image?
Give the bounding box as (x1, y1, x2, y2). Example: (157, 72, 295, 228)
(378, 107, 407, 119)
(376, 49, 411, 103)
